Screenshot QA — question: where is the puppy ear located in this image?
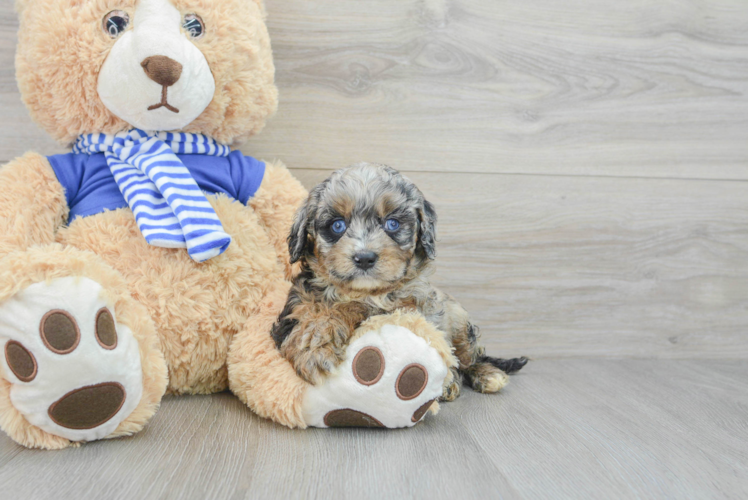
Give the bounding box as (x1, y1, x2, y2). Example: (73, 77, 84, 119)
(417, 198, 438, 259)
(288, 203, 311, 264)
(289, 180, 329, 263)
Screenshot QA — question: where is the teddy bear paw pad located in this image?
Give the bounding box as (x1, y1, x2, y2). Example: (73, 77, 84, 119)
(0, 277, 143, 441)
(323, 409, 384, 428)
(302, 324, 448, 429)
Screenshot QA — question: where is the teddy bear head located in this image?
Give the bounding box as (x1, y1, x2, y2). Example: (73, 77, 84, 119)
(15, 0, 278, 146)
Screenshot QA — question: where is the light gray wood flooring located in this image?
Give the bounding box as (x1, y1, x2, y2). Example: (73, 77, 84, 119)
(0, 0, 747, 498)
(0, 360, 746, 499)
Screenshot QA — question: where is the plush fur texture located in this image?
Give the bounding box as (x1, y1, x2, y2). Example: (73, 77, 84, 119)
(16, 0, 277, 145)
(352, 310, 460, 418)
(52, 160, 306, 395)
(300, 310, 457, 428)
(0, 155, 307, 448)
(0, 153, 68, 256)
(1, 0, 315, 448)
(227, 279, 309, 428)
(248, 161, 306, 281)
(0, 245, 168, 449)
(2, 0, 462, 446)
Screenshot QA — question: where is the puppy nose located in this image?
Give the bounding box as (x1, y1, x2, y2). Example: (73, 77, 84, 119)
(353, 251, 378, 270)
(141, 56, 183, 87)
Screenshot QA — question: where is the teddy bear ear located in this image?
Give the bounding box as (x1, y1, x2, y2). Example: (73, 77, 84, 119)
(251, 0, 268, 18)
(15, 0, 31, 13)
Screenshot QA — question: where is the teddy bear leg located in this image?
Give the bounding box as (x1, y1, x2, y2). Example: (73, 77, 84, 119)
(0, 246, 168, 449)
(228, 289, 458, 430)
(301, 312, 458, 429)
(227, 280, 310, 428)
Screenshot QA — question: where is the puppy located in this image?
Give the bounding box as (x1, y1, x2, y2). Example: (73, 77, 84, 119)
(272, 163, 527, 400)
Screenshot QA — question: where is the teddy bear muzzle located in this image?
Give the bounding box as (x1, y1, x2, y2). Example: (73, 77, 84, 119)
(97, 0, 215, 131)
(141, 55, 183, 113)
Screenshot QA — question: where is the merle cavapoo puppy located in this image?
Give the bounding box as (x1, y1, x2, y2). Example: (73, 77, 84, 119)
(272, 163, 527, 400)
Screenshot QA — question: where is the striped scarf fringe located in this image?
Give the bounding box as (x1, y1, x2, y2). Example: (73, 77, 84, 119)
(73, 129, 232, 262)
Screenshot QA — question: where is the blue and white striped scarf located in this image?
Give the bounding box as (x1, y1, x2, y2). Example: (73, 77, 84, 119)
(73, 129, 232, 262)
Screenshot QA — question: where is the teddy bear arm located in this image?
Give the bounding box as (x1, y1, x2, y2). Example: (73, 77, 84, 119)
(249, 160, 308, 280)
(0, 153, 68, 257)
(229, 293, 457, 430)
(227, 279, 310, 429)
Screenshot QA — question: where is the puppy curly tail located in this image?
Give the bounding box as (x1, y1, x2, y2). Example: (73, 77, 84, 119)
(478, 355, 529, 374)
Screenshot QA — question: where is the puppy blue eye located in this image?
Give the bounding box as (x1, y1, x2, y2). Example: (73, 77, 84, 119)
(331, 220, 347, 234)
(384, 219, 400, 231)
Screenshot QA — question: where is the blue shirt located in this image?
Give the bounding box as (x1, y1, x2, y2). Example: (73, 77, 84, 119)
(48, 151, 265, 223)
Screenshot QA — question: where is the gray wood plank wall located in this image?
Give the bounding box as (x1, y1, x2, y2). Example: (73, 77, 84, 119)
(1, 0, 747, 359)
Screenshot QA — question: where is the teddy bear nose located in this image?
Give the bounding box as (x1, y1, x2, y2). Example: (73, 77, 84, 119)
(140, 56, 183, 87)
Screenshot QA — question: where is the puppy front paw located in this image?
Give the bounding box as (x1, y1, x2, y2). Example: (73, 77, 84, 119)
(290, 344, 344, 385)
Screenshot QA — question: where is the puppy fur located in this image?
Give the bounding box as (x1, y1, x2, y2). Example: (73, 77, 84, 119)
(272, 163, 527, 400)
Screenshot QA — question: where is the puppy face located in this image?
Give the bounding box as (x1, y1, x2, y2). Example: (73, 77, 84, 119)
(289, 163, 437, 293)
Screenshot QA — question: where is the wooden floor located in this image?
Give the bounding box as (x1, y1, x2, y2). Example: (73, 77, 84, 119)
(0, 360, 745, 499)
(1, 0, 747, 498)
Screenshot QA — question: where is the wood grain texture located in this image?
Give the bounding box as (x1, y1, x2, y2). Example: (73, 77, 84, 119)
(292, 169, 748, 359)
(0, 10, 65, 162)
(1, 3, 747, 498)
(0, 360, 745, 499)
(232, 0, 748, 180)
(2, 1, 748, 179)
(0, 0, 748, 358)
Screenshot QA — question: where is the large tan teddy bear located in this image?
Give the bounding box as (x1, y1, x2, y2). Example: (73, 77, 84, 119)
(0, 0, 455, 449)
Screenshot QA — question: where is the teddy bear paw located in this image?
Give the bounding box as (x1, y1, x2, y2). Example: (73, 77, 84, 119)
(0, 277, 143, 442)
(301, 324, 449, 428)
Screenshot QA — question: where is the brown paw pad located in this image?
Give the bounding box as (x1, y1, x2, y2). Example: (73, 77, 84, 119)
(396, 364, 428, 400)
(5, 341, 37, 382)
(324, 409, 384, 428)
(40, 310, 80, 354)
(352, 346, 384, 386)
(412, 398, 436, 423)
(95, 308, 118, 349)
(48, 382, 126, 430)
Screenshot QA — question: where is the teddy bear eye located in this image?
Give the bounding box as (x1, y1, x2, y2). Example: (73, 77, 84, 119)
(183, 14, 205, 39)
(103, 11, 130, 39)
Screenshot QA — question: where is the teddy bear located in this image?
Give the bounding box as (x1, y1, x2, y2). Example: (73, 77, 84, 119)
(0, 0, 455, 449)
